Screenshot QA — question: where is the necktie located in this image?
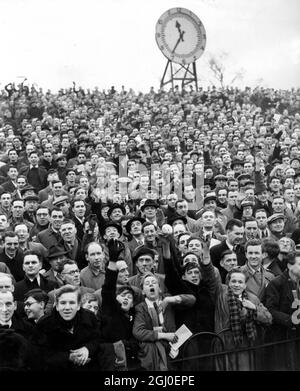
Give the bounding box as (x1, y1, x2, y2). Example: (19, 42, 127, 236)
(31, 278, 39, 288)
(56, 274, 64, 285)
(153, 302, 161, 327)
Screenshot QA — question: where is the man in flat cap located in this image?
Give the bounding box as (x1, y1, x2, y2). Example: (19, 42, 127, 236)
(214, 174, 228, 189)
(41, 179, 66, 210)
(52, 195, 71, 218)
(23, 194, 39, 224)
(43, 245, 68, 287)
(268, 213, 286, 241)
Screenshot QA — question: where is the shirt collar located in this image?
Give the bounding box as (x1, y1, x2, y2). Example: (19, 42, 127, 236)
(0, 319, 12, 327)
(145, 297, 160, 308)
(27, 274, 41, 285)
(145, 218, 158, 227)
(4, 250, 16, 260)
(75, 215, 85, 224)
(247, 263, 262, 275)
(89, 265, 104, 275)
(226, 240, 233, 250)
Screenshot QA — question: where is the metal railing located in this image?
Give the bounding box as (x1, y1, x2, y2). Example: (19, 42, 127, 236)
(172, 329, 300, 371)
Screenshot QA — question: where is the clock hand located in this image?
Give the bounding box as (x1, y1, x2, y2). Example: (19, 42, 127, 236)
(172, 21, 185, 53)
(172, 37, 182, 53)
(175, 21, 185, 42)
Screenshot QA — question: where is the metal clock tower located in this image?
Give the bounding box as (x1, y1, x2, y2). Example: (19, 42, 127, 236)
(155, 8, 207, 90)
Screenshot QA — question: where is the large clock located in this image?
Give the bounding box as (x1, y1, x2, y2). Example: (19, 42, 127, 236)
(155, 8, 207, 66)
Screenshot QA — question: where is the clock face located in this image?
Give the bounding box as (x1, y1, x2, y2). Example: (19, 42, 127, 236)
(155, 8, 206, 65)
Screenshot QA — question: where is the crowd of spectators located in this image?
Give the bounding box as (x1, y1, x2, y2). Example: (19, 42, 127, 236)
(0, 79, 300, 371)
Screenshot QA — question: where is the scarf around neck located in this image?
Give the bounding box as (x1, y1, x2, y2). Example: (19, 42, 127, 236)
(227, 287, 257, 346)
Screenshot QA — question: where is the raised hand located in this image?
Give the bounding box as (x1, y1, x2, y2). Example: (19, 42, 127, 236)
(201, 236, 211, 265)
(107, 238, 125, 262)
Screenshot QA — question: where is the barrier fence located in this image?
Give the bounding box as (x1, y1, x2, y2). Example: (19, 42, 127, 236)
(172, 330, 300, 371)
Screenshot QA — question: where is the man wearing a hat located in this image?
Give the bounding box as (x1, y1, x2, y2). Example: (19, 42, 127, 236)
(203, 193, 217, 211)
(20, 185, 37, 199)
(268, 213, 286, 241)
(107, 203, 126, 224)
(100, 221, 133, 275)
(128, 245, 166, 294)
(291, 157, 300, 170)
(101, 239, 139, 370)
(237, 173, 252, 188)
(167, 213, 188, 228)
(52, 195, 70, 217)
(231, 159, 244, 177)
(254, 172, 272, 215)
(40, 179, 67, 210)
(237, 197, 255, 221)
(126, 217, 145, 257)
(214, 174, 228, 189)
(140, 199, 163, 228)
(199, 192, 227, 232)
(23, 194, 39, 224)
(43, 245, 69, 287)
(271, 195, 297, 234)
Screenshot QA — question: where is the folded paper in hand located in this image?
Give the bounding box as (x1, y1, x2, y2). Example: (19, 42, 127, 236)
(169, 324, 193, 358)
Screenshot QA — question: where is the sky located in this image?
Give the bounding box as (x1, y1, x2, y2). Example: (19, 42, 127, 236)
(0, 0, 299, 92)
